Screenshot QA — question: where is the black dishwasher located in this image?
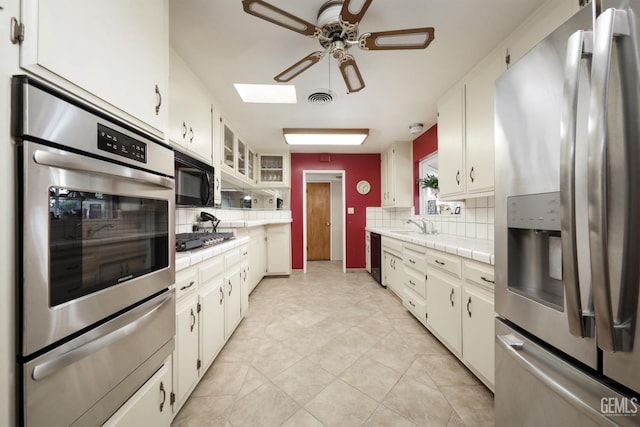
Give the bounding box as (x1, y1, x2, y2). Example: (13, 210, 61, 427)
(370, 232, 383, 286)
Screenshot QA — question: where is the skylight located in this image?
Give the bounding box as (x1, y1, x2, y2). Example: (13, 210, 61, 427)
(234, 84, 297, 103)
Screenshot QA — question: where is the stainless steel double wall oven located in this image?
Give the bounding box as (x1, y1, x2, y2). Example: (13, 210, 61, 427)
(12, 76, 176, 426)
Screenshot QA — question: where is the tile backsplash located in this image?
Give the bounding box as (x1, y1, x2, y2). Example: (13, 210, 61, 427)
(176, 208, 292, 234)
(366, 196, 495, 241)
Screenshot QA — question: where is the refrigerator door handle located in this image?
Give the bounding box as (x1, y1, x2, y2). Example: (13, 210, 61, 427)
(560, 29, 594, 338)
(496, 334, 609, 425)
(589, 8, 640, 352)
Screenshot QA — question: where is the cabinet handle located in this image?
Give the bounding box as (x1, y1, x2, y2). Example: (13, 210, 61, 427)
(450, 288, 455, 307)
(467, 297, 472, 318)
(219, 287, 224, 304)
(215, 176, 220, 191)
(435, 260, 445, 266)
(470, 166, 475, 183)
(155, 84, 162, 115)
(409, 300, 416, 308)
(481, 276, 495, 285)
(409, 279, 416, 287)
(182, 121, 187, 139)
(229, 280, 233, 296)
(160, 381, 166, 412)
(409, 259, 416, 264)
(456, 170, 460, 185)
(190, 308, 196, 332)
(189, 127, 194, 143)
(180, 281, 195, 291)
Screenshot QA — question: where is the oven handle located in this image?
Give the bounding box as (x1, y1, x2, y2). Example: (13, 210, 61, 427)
(33, 149, 174, 190)
(31, 292, 173, 381)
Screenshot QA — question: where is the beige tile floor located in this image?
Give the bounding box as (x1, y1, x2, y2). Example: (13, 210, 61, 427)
(172, 261, 494, 427)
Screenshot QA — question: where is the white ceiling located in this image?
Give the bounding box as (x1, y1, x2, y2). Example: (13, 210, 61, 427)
(170, 0, 547, 154)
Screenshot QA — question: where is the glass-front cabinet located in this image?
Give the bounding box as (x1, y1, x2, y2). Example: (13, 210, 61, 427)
(258, 153, 290, 187)
(222, 123, 235, 173)
(237, 138, 247, 178)
(248, 149, 256, 183)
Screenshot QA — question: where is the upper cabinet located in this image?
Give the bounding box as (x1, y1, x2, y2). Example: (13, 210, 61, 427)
(169, 49, 213, 164)
(18, 0, 169, 138)
(258, 154, 290, 187)
(381, 141, 413, 208)
(437, 50, 503, 199)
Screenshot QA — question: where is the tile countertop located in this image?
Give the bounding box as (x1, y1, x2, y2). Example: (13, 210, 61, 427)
(175, 236, 250, 272)
(217, 218, 292, 228)
(366, 227, 495, 265)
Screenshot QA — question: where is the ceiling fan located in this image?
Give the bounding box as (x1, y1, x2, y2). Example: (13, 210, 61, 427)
(241, 0, 435, 93)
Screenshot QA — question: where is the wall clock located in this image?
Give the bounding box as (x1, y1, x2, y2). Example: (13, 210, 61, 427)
(356, 180, 371, 195)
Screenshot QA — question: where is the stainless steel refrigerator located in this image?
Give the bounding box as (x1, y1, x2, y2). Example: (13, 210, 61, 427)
(495, 1, 640, 425)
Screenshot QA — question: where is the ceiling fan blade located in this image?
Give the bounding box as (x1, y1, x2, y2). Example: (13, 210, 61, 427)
(359, 27, 435, 50)
(242, 0, 320, 37)
(338, 55, 365, 94)
(274, 51, 324, 82)
(340, 0, 373, 25)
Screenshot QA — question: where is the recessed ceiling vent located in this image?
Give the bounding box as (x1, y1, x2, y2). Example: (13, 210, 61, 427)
(307, 89, 334, 105)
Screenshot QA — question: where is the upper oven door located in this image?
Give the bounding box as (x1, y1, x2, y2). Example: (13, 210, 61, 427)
(19, 141, 175, 357)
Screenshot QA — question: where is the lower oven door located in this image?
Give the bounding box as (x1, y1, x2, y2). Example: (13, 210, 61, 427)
(20, 140, 175, 356)
(22, 290, 175, 427)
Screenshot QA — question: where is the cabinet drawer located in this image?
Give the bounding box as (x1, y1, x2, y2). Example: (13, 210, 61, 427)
(224, 248, 241, 268)
(199, 257, 224, 284)
(381, 236, 403, 256)
(464, 260, 495, 289)
(240, 245, 249, 261)
(403, 243, 427, 272)
(175, 268, 198, 299)
(403, 289, 427, 326)
(427, 250, 462, 278)
(404, 267, 426, 298)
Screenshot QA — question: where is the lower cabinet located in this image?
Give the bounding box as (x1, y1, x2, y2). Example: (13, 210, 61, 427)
(266, 223, 291, 275)
(174, 294, 200, 410)
(104, 359, 173, 427)
(385, 235, 496, 391)
(461, 261, 496, 388)
(382, 236, 403, 296)
(172, 243, 248, 416)
(426, 270, 462, 356)
(240, 246, 250, 317)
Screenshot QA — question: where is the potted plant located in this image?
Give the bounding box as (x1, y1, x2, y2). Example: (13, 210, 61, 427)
(417, 173, 439, 194)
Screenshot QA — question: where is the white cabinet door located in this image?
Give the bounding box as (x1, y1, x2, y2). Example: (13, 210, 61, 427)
(221, 120, 236, 174)
(20, 0, 168, 136)
(174, 296, 199, 412)
(169, 49, 213, 163)
(426, 271, 461, 355)
(199, 281, 225, 371)
(103, 359, 172, 427)
(240, 261, 250, 317)
(380, 142, 412, 208)
(266, 224, 291, 275)
(462, 285, 496, 388)
(249, 227, 266, 292)
(365, 232, 371, 273)
(437, 84, 466, 198)
(225, 267, 242, 338)
(465, 52, 502, 194)
(258, 153, 290, 187)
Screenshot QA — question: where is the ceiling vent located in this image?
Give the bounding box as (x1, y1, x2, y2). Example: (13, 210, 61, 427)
(307, 89, 334, 105)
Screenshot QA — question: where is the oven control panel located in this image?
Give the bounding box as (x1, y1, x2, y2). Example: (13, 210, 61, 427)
(97, 124, 147, 163)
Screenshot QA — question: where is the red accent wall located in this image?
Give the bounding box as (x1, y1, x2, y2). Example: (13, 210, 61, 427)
(412, 124, 438, 214)
(290, 153, 381, 270)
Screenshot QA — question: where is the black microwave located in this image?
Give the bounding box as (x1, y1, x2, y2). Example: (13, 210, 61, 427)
(175, 150, 216, 207)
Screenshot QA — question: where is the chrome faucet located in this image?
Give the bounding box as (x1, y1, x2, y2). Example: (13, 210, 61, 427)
(406, 219, 438, 235)
(406, 219, 427, 234)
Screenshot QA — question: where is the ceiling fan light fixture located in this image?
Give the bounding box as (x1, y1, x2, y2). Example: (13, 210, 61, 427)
(283, 128, 369, 145)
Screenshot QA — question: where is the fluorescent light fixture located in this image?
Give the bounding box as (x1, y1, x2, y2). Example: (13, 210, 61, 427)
(283, 128, 369, 145)
(234, 84, 297, 103)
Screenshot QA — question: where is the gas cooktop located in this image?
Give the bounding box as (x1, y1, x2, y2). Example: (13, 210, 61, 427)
(176, 232, 235, 252)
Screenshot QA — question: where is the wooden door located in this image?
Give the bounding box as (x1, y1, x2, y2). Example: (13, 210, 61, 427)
(307, 183, 331, 260)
